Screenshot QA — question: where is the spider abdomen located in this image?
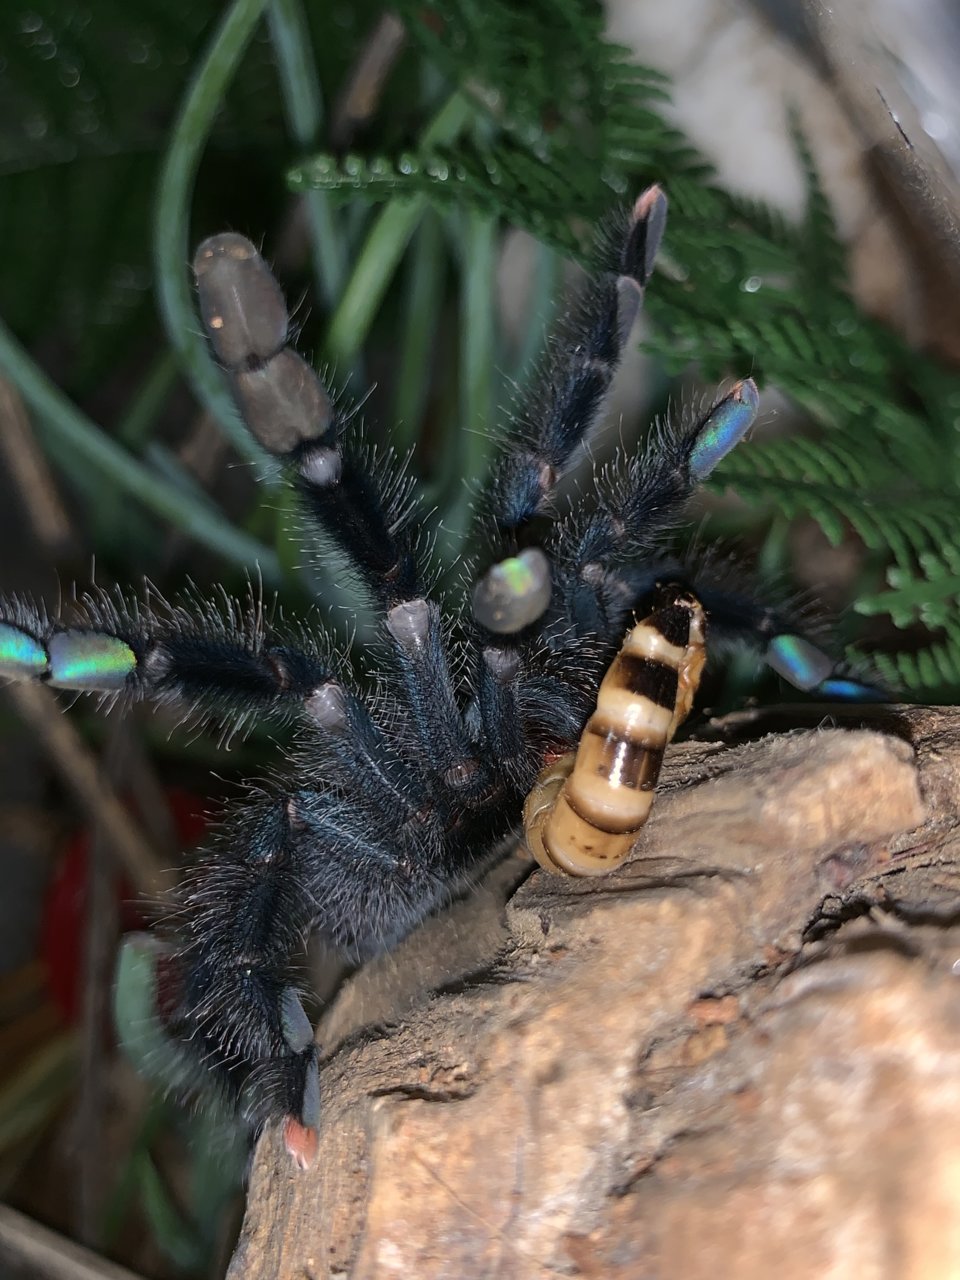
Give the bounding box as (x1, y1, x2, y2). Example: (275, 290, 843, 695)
(523, 587, 706, 877)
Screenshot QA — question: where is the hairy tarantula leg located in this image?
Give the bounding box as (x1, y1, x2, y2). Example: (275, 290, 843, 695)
(178, 780, 493, 1165)
(0, 594, 432, 813)
(472, 547, 554, 636)
(0, 616, 135, 690)
(477, 643, 525, 764)
(764, 637, 884, 699)
(176, 792, 326, 1167)
(487, 185, 667, 535)
(194, 235, 425, 612)
(195, 237, 515, 796)
(814, 676, 885, 699)
(692, 587, 884, 699)
(307, 680, 436, 820)
(611, 566, 884, 700)
(385, 598, 489, 801)
(473, 186, 668, 633)
(0, 593, 331, 721)
(193, 237, 481, 789)
(193, 234, 333, 457)
(553, 381, 761, 637)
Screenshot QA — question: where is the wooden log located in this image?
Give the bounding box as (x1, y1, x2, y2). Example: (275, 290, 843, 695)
(229, 708, 960, 1280)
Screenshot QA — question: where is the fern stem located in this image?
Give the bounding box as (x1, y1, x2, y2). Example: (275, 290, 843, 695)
(459, 209, 498, 476)
(267, 0, 348, 308)
(323, 91, 474, 366)
(0, 315, 282, 583)
(757, 514, 791, 580)
(512, 240, 561, 386)
(439, 207, 498, 555)
(115, 353, 180, 450)
(101, 351, 180, 534)
(393, 210, 446, 454)
(153, 0, 271, 465)
(144, 443, 224, 509)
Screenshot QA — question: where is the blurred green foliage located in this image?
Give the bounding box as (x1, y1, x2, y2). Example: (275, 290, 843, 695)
(4, 0, 960, 696)
(3, 0, 960, 1270)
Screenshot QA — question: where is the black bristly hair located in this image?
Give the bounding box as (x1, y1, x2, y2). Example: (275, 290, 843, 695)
(0, 188, 880, 1169)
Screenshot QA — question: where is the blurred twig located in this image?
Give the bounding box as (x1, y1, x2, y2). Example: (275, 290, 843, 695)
(0, 1204, 147, 1280)
(268, 0, 349, 307)
(73, 719, 125, 1248)
(3, 685, 170, 899)
(0, 318, 282, 583)
(801, 0, 960, 354)
(0, 1034, 78, 1157)
(0, 963, 47, 1025)
(323, 91, 474, 364)
(330, 12, 407, 149)
(0, 379, 72, 557)
(154, 0, 275, 465)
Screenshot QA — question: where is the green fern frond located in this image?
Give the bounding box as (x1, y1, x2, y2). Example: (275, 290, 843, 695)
(858, 547, 960, 629)
(789, 112, 847, 292)
(290, 141, 590, 256)
(717, 436, 874, 493)
(286, 0, 960, 697)
(872, 624, 960, 694)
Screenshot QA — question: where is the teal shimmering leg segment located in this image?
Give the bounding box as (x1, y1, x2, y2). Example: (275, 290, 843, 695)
(816, 676, 885, 701)
(765, 633, 835, 691)
(472, 548, 552, 635)
(0, 623, 49, 679)
(688, 379, 760, 481)
(766, 634, 884, 699)
(47, 630, 137, 691)
(0, 589, 343, 724)
(0, 622, 137, 692)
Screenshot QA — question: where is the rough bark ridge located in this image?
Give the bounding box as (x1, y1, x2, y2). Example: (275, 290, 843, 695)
(229, 706, 960, 1280)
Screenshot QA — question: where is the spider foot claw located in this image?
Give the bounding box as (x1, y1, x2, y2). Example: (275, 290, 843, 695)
(283, 1115, 319, 1170)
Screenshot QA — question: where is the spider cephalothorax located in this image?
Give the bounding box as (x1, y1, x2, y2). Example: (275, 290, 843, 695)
(0, 187, 872, 1168)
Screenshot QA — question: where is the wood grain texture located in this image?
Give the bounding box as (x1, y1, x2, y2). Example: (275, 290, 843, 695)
(229, 708, 960, 1280)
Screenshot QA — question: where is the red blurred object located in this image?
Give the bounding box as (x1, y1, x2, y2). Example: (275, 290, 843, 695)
(39, 789, 208, 1022)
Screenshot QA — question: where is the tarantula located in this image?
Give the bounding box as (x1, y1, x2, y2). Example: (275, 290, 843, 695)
(0, 187, 872, 1169)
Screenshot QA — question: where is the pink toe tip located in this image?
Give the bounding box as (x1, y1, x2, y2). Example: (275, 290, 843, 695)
(283, 1116, 319, 1170)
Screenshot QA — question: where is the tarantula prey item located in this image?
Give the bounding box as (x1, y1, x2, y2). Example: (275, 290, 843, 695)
(524, 585, 706, 878)
(0, 186, 872, 1169)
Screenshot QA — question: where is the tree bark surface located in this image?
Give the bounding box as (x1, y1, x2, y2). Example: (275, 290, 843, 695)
(228, 706, 960, 1280)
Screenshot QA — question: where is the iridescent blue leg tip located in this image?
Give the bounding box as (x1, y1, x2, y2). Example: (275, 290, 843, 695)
(0, 623, 48, 680)
(766, 634, 835, 692)
(47, 630, 137, 692)
(689, 378, 760, 481)
(816, 677, 887, 702)
(472, 548, 552, 634)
